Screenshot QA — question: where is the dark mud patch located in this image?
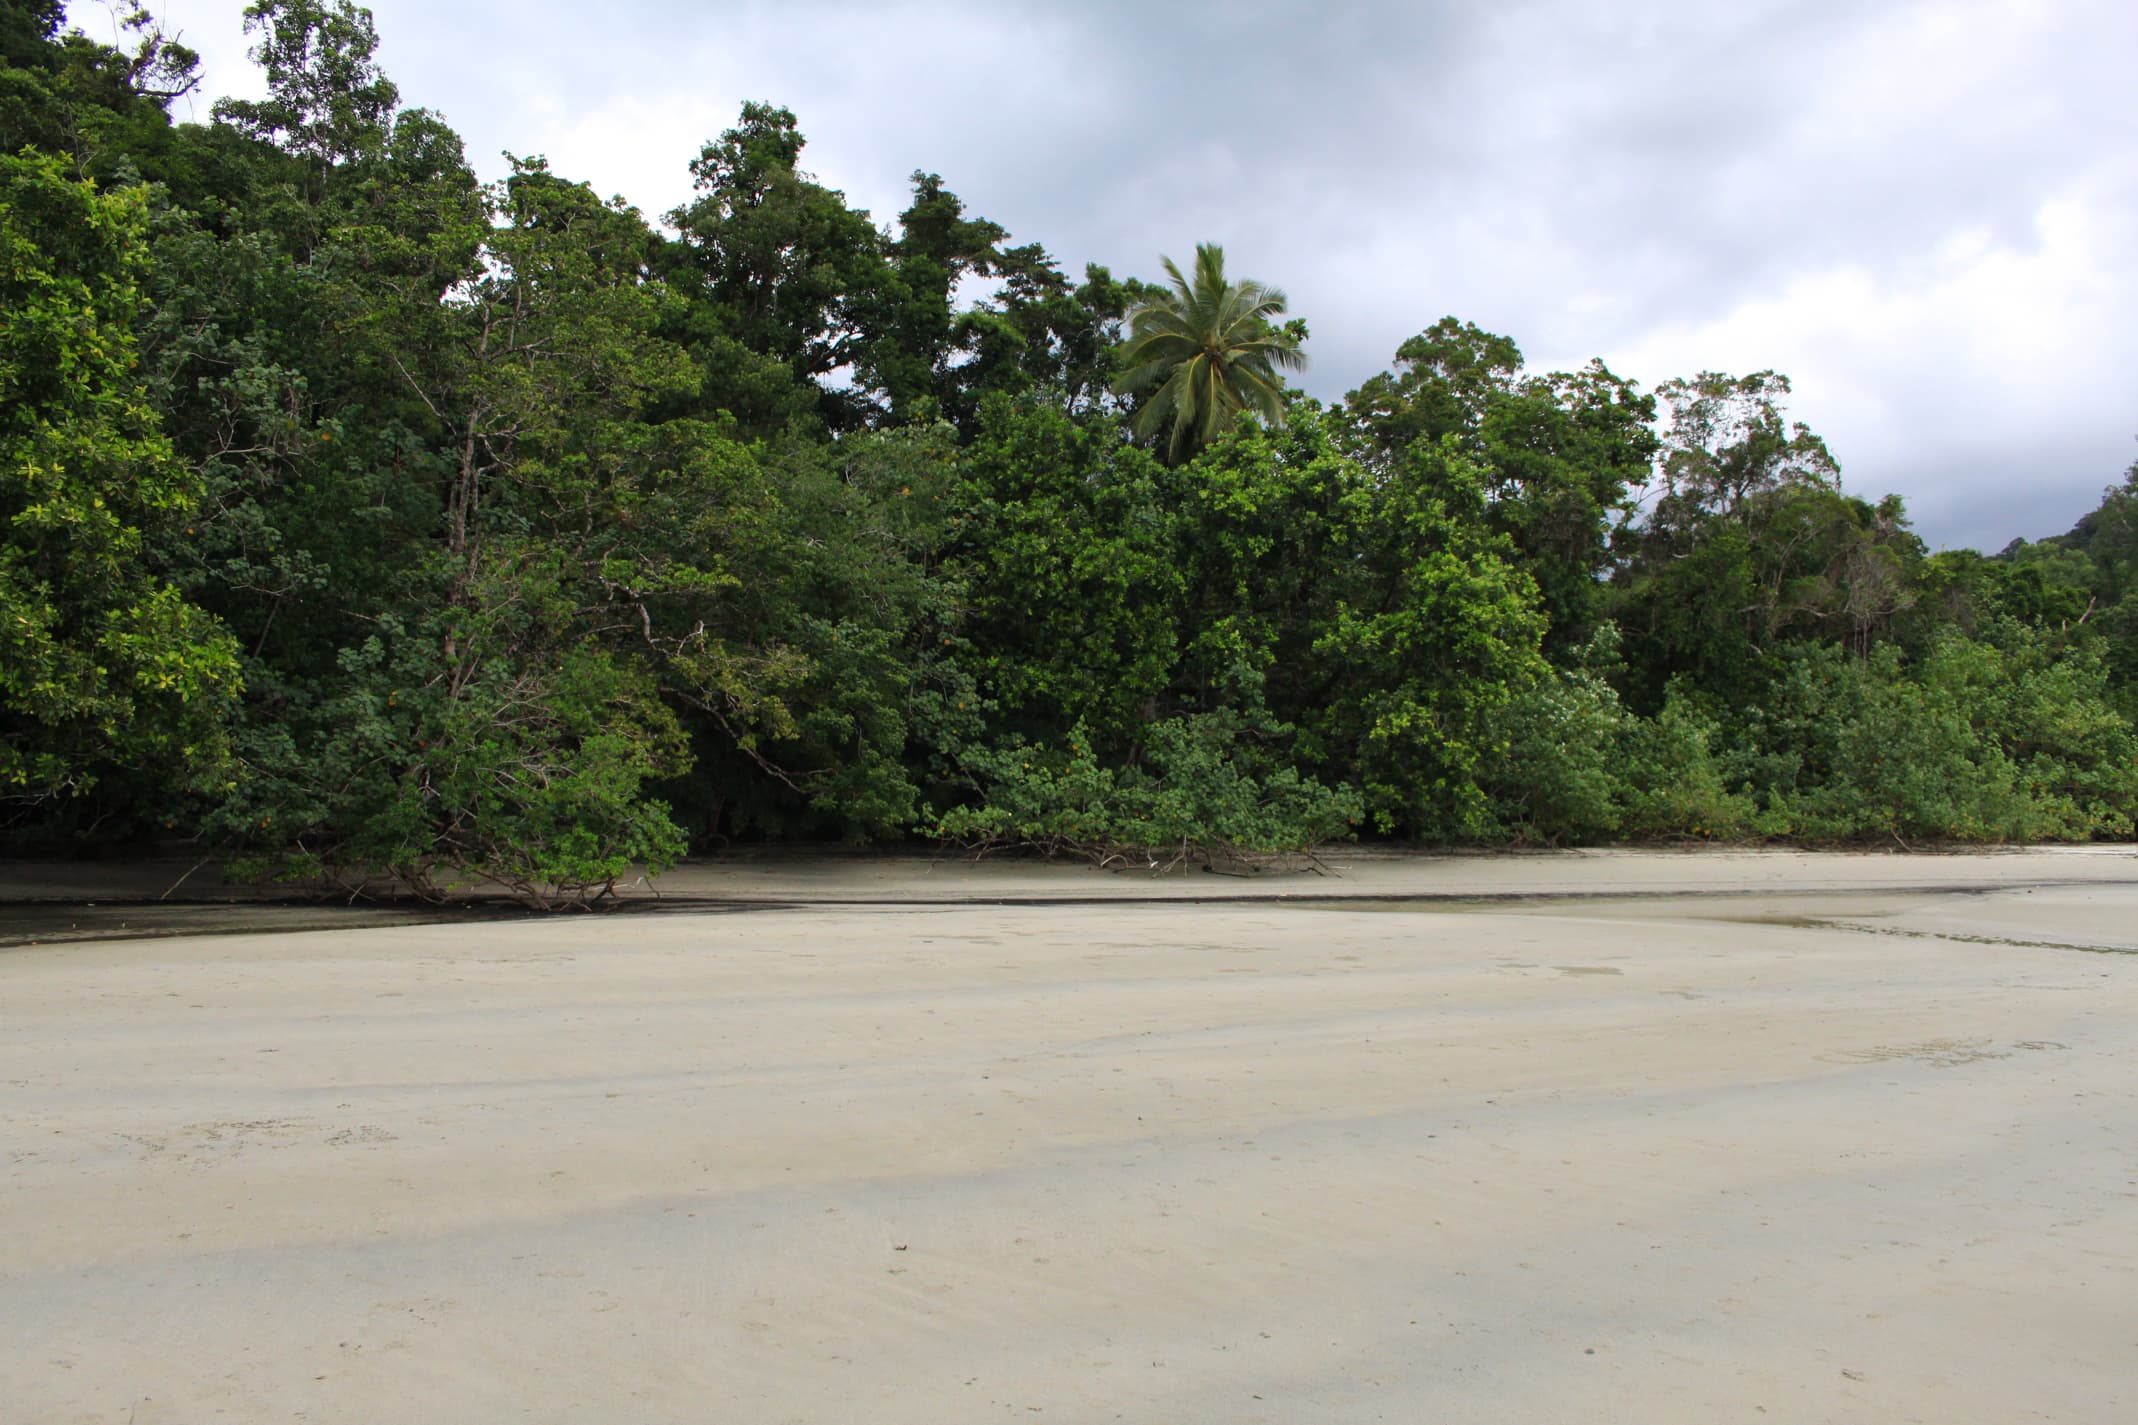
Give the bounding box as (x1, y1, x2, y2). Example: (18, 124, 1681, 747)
(0, 901, 520, 949)
(1816, 921, 2138, 956)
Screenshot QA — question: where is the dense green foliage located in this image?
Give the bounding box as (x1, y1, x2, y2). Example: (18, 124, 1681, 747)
(4, 1, 2133, 900)
(1, 148, 240, 806)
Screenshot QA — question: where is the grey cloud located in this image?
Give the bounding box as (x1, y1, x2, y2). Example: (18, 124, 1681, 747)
(1908, 441, 2136, 554)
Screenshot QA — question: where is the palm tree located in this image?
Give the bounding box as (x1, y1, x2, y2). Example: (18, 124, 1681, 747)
(1113, 243, 1306, 462)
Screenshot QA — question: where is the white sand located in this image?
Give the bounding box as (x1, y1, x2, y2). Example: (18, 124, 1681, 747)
(3, 851, 2135, 1422)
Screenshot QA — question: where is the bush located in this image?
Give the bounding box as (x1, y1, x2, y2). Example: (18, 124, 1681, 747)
(1737, 637, 2137, 843)
(928, 711, 1360, 869)
(1618, 693, 1758, 839)
(1483, 649, 1627, 844)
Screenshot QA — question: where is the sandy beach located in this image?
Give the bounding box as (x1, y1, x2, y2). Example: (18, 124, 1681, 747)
(3, 849, 2135, 1423)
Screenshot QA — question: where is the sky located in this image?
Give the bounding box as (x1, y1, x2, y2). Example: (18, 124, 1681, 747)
(123, 0, 2138, 551)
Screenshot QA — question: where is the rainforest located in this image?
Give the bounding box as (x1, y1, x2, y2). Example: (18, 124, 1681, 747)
(5, 1, 2135, 904)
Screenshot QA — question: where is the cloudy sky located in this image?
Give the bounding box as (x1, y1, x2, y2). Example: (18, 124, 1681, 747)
(132, 0, 2136, 550)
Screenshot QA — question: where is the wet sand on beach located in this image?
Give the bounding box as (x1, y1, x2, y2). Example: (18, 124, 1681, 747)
(3, 851, 2135, 1423)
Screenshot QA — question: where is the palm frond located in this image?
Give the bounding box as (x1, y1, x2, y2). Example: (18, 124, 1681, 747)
(1115, 241, 1308, 459)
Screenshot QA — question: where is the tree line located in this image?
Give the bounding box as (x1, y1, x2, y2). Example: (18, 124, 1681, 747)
(4, 1, 2134, 903)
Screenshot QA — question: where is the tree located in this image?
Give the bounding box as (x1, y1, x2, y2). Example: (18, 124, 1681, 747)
(0, 0, 198, 179)
(1114, 243, 1305, 462)
(661, 102, 884, 434)
(231, 160, 760, 901)
(1291, 436, 1548, 838)
(920, 246, 1155, 432)
(1611, 371, 1890, 709)
(212, 0, 399, 167)
(1649, 370, 1839, 537)
(942, 397, 1184, 743)
(0, 151, 240, 809)
(1342, 317, 1522, 463)
(1342, 321, 1657, 650)
(848, 170, 1007, 426)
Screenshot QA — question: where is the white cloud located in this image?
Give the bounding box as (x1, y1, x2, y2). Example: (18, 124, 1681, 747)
(1594, 167, 2137, 543)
